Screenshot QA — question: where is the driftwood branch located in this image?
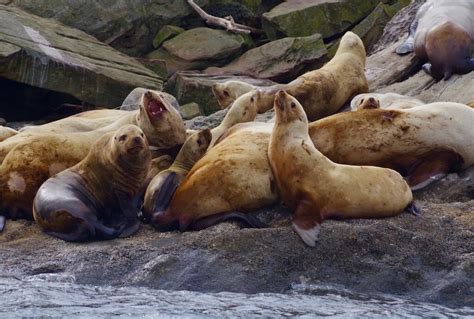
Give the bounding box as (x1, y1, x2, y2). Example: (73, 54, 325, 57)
(186, 0, 263, 35)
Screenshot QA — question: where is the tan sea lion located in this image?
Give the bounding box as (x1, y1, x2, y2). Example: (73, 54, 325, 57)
(143, 129, 212, 228)
(212, 81, 256, 109)
(208, 91, 258, 148)
(0, 127, 18, 142)
(211, 32, 368, 121)
(32, 125, 151, 242)
(396, 0, 474, 80)
(0, 90, 186, 163)
(268, 91, 415, 247)
(152, 101, 473, 231)
(0, 91, 186, 220)
(350, 93, 424, 111)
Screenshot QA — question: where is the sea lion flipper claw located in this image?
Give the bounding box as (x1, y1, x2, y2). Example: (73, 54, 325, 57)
(405, 202, 421, 216)
(0, 215, 5, 232)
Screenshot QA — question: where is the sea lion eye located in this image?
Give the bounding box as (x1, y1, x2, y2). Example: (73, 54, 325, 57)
(250, 97, 254, 103)
(140, 133, 144, 137)
(197, 139, 202, 146)
(119, 134, 127, 142)
(290, 102, 296, 108)
(243, 111, 247, 116)
(224, 90, 230, 97)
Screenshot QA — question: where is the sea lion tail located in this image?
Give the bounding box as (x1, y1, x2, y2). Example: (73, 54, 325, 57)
(404, 202, 421, 216)
(185, 211, 267, 231)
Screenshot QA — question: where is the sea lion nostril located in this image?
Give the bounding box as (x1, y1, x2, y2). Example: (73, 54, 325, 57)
(133, 136, 142, 145)
(368, 97, 375, 103)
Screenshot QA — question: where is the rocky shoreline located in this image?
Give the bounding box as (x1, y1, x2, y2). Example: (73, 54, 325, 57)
(0, 0, 473, 310)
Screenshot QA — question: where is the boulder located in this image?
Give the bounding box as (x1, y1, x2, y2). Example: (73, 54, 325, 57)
(262, 0, 380, 40)
(163, 27, 248, 62)
(6, 0, 210, 57)
(165, 72, 277, 115)
(145, 48, 211, 76)
(0, 5, 163, 110)
(205, 33, 328, 82)
(180, 102, 203, 120)
(153, 25, 185, 49)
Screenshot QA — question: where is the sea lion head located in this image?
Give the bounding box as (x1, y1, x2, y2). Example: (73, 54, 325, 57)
(357, 96, 380, 110)
(137, 91, 187, 149)
(337, 31, 366, 63)
(212, 81, 255, 108)
(177, 129, 212, 169)
(274, 90, 308, 125)
(222, 91, 258, 127)
(111, 124, 151, 166)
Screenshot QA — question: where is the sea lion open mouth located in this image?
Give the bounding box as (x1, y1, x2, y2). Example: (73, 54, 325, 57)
(148, 98, 166, 119)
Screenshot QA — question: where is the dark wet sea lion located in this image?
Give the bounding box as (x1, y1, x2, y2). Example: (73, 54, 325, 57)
(33, 125, 151, 242)
(268, 91, 414, 247)
(396, 0, 474, 80)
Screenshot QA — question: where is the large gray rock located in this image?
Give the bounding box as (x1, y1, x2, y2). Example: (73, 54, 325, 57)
(0, 5, 163, 109)
(205, 33, 328, 82)
(262, 0, 380, 40)
(163, 27, 247, 62)
(165, 72, 277, 115)
(6, 0, 209, 57)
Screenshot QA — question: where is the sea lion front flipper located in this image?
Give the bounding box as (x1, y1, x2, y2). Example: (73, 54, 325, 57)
(114, 190, 142, 238)
(184, 211, 267, 231)
(152, 172, 180, 213)
(0, 215, 5, 232)
(407, 151, 462, 191)
(292, 200, 321, 247)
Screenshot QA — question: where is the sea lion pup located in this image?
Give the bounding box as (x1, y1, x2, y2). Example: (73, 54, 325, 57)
(350, 93, 425, 111)
(212, 81, 256, 108)
(33, 125, 151, 242)
(143, 129, 212, 227)
(0, 127, 18, 142)
(396, 0, 474, 80)
(0, 90, 186, 163)
(268, 91, 415, 247)
(213, 32, 368, 121)
(208, 91, 258, 148)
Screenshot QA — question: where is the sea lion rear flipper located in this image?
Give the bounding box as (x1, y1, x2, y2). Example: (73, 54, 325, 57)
(395, 18, 417, 55)
(185, 211, 267, 231)
(0, 216, 5, 232)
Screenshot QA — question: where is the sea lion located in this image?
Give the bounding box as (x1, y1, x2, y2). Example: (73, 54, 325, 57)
(208, 91, 258, 148)
(0, 91, 186, 220)
(0, 127, 18, 142)
(350, 93, 425, 111)
(152, 101, 473, 231)
(268, 91, 415, 246)
(0, 90, 186, 163)
(396, 0, 474, 80)
(33, 125, 151, 242)
(143, 129, 212, 227)
(211, 32, 368, 121)
(212, 81, 256, 109)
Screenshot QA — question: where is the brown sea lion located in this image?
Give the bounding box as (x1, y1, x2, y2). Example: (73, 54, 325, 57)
(0, 91, 186, 220)
(152, 101, 473, 231)
(268, 91, 414, 247)
(396, 0, 474, 80)
(32, 125, 151, 242)
(143, 129, 212, 228)
(0, 90, 186, 163)
(350, 93, 424, 111)
(211, 32, 368, 121)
